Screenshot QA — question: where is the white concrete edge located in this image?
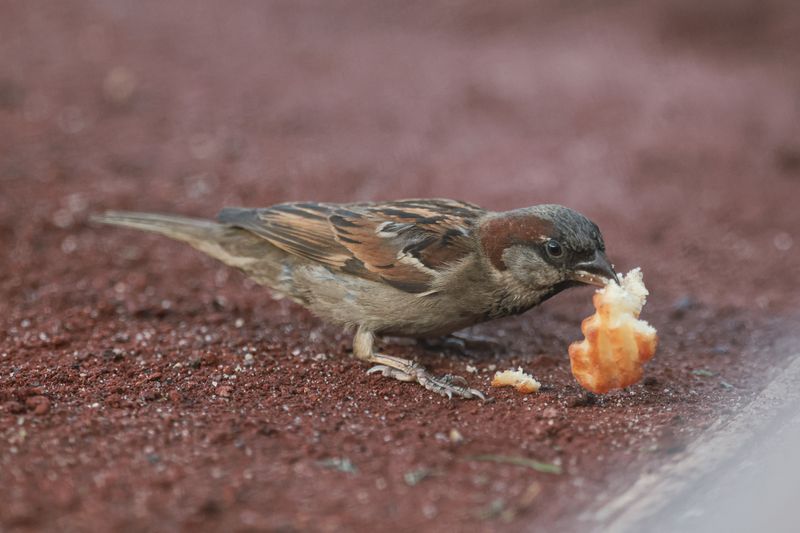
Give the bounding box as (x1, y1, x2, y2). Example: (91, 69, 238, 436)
(586, 349, 800, 532)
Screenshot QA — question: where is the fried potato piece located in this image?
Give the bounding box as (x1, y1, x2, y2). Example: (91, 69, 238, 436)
(568, 268, 657, 394)
(491, 367, 542, 393)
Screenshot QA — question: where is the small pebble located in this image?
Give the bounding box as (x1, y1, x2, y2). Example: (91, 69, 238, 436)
(449, 428, 464, 443)
(568, 393, 599, 407)
(140, 390, 159, 402)
(25, 396, 51, 416)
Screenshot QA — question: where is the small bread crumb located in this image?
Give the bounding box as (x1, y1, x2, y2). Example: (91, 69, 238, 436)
(491, 367, 542, 393)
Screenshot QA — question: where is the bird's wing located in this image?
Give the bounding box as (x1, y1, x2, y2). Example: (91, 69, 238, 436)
(218, 199, 485, 294)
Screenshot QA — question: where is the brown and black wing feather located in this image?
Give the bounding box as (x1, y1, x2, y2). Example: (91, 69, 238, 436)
(218, 199, 485, 294)
(218, 203, 355, 268)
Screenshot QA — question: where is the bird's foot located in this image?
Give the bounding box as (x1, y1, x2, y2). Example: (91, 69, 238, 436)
(366, 354, 485, 400)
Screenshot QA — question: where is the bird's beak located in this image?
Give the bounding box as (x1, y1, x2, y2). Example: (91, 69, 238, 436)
(569, 252, 619, 287)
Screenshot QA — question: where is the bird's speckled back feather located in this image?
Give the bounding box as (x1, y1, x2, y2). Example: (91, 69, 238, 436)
(218, 199, 485, 293)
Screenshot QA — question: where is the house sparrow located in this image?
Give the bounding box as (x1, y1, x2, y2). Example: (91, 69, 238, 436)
(93, 199, 617, 400)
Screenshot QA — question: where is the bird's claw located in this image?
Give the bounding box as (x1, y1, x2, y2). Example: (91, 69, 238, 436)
(367, 364, 415, 382)
(440, 374, 469, 386)
(367, 364, 485, 400)
(420, 372, 486, 400)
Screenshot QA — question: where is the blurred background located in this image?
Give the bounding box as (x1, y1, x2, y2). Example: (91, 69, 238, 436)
(1, 1, 800, 531)
(2, 0, 799, 309)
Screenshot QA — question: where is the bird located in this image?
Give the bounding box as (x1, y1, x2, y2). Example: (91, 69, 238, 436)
(92, 199, 618, 400)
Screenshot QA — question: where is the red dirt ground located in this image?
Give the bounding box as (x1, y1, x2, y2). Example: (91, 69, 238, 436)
(2, 1, 799, 531)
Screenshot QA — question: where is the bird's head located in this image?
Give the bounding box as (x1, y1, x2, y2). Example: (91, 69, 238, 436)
(479, 204, 618, 294)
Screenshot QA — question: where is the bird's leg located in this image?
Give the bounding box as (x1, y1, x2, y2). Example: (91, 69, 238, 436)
(354, 328, 485, 400)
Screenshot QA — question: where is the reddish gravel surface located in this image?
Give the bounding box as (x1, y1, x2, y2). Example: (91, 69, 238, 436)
(2, 1, 800, 531)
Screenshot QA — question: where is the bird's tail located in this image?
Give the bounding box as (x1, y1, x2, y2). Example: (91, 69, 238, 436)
(91, 211, 224, 245)
(92, 210, 303, 303)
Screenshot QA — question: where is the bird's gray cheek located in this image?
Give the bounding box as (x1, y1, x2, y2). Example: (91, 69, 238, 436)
(543, 269, 564, 287)
(530, 261, 563, 288)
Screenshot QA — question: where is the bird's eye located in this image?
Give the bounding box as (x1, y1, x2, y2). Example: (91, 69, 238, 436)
(545, 239, 563, 257)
